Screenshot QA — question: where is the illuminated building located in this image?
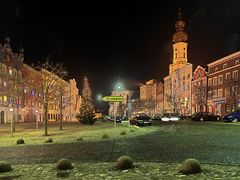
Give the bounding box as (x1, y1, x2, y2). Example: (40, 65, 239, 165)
(140, 79, 164, 114)
(207, 51, 240, 116)
(164, 9, 192, 115)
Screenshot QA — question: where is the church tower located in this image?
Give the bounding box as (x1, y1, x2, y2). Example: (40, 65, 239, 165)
(169, 8, 188, 74)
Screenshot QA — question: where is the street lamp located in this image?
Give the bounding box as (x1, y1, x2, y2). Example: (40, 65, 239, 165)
(9, 108, 14, 137)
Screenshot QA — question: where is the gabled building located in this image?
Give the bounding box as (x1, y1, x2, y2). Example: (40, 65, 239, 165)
(0, 37, 24, 123)
(207, 51, 240, 116)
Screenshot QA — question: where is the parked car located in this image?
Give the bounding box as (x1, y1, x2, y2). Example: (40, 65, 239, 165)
(106, 116, 122, 123)
(161, 113, 180, 122)
(223, 110, 240, 122)
(152, 114, 162, 121)
(191, 112, 221, 121)
(130, 114, 152, 126)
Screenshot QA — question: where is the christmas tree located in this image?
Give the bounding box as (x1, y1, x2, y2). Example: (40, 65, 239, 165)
(77, 76, 96, 124)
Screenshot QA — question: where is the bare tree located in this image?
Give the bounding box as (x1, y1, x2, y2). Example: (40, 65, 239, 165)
(37, 60, 67, 136)
(193, 80, 213, 112)
(226, 78, 240, 111)
(56, 81, 71, 130)
(166, 93, 180, 114)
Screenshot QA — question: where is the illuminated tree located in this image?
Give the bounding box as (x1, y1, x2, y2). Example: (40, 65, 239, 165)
(226, 78, 240, 111)
(193, 80, 213, 112)
(38, 59, 67, 136)
(76, 76, 95, 124)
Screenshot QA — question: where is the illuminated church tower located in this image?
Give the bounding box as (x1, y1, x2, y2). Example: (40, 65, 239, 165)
(169, 8, 188, 74)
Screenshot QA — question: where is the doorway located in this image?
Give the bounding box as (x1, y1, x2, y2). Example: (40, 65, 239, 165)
(0, 111, 4, 124)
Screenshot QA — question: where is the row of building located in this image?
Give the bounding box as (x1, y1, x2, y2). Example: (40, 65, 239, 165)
(109, 9, 240, 118)
(0, 37, 81, 124)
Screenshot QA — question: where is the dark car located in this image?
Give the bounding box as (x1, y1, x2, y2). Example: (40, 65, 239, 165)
(152, 114, 162, 121)
(223, 110, 240, 122)
(130, 114, 152, 126)
(106, 116, 122, 123)
(191, 112, 221, 121)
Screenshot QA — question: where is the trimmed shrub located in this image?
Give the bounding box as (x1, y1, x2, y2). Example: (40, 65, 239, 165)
(117, 155, 133, 170)
(56, 159, 74, 170)
(120, 130, 127, 135)
(77, 137, 84, 141)
(129, 129, 135, 132)
(0, 161, 12, 173)
(16, 139, 24, 145)
(179, 158, 201, 175)
(102, 133, 109, 139)
(45, 138, 53, 143)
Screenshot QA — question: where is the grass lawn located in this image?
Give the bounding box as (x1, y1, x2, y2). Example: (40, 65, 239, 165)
(0, 121, 158, 147)
(0, 120, 240, 179)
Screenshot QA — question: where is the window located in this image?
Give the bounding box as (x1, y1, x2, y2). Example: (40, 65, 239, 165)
(3, 81, 6, 87)
(182, 76, 185, 80)
(213, 90, 217, 98)
(9, 69, 12, 75)
(225, 72, 231, 80)
(24, 89, 27, 93)
(215, 67, 218, 72)
(218, 75, 223, 84)
(235, 60, 239, 65)
(225, 88, 230, 97)
(187, 74, 190, 79)
(213, 77, 218, 86)
(223, 63, 227, 69)
(3, 96, 7, 102)
(218, 89, 223, 98)
(226, 104, 231, 112)
(233, 70, 238, 79)
(208, 78, 212, 86)
(175, 53, 177, 58)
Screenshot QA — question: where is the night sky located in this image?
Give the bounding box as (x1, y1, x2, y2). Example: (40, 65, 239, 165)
(0, 0, 240, 107)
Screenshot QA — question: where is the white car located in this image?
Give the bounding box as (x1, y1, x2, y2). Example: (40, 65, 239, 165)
(161, 113, 180, 122)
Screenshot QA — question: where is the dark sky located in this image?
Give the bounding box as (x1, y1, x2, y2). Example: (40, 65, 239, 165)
(1, 0, 240, 103)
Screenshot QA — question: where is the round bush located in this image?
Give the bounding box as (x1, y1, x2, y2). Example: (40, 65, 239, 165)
(45, 138, 53, 143)
(179, 158, 201, 175)
(117, 155, 133, 170)
(120, 130, 127, 135)
(102, 133, 109, 139)
(77, 137, 83, 141)
(129, 129, 135, 132)
(56, 159, 74, 170)
(0, 161, 12, 173)
(16, 139, 24, 145)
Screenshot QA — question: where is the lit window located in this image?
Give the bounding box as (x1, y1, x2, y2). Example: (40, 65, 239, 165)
(213, 77, 218, 86)
(218, 89, 223, 98)
(208, 78, 212, 86)
(218, 75, 223, 84)
(24, 89, 27, 93)
(3, 81, 6, 87)
(233, 70, 238, 79)
(223, 63, 227, 69)
(3, 96, 7, 102)
(9, 69, 12, 75)
(225, 72, 231, 80)
(31, 90, 35, 96)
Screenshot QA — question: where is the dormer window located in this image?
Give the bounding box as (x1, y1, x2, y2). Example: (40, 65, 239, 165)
(223, 63, 227, 69)
(215, 67, 218, 72)
(236, 60, 239, 65)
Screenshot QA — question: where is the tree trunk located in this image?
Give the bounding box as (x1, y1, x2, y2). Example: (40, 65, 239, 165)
(44, 103, 48, 136)
(60, 93, 63, 131)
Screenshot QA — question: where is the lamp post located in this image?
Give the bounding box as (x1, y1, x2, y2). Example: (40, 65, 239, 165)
(36, 110, 39, 130)
(9, 107, 14, 137)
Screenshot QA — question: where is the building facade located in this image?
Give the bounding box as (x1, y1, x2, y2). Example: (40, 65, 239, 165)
(109, 89, 134, 118)
(140, 79, 164, 114)
(0, 37, 81, 123)
(191, 66, 208, 114)
(207, 51, 240, 116)
(0, 37, 24, 124)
